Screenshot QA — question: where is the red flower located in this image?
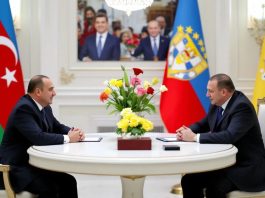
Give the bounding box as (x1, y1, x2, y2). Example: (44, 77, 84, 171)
(126, 38, 140, 48)
(99, 92, 109, 102)
(133, 68, 143, 76)
(132, 38, 139, 46)
(147, 87, 154, 95)
(126, 39, 134, 45)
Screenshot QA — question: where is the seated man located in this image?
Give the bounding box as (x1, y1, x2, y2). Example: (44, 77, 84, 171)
(132, 20, 170, 61)
(176, 73, 265, 198)
(0, 75, 85, 198)
(80, 13, 120, 61)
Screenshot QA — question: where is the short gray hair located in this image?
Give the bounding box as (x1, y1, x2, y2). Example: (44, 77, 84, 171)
(210, 73, 235, 92)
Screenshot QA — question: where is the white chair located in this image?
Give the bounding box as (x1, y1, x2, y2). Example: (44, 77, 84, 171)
(227, 191, 265, 198)
(226, 98, 265, 198)
(257, 98, 265, 145)
(0, 164, 37, 198)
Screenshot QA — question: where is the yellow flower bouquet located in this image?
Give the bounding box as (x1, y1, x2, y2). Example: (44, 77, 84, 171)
(99, 66, 168, 137)
(117, 108, 154, 137)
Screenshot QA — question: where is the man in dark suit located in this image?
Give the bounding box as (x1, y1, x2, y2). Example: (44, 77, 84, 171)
(132, 20, 170, 61)
(0, 75, 85, 197)
(176, 74, 265, 198)
(156, 16, 171, 37)
(80, 13, 120, 61)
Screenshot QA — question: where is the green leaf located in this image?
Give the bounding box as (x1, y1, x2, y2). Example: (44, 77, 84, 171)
(112, 91, 119, 98)
(121, 65, 130, 87)
(116, 128, 122, 135)
(120, 86, 126, 100)
(131, 94, 138, 108)
(109, 109, 119, 115)
(147, 104, 156, 113)
(127, 99, 132, 107)
(130, 127, 141, 136)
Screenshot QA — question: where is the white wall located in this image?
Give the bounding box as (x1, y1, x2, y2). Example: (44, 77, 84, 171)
(15, 0, 260, 132)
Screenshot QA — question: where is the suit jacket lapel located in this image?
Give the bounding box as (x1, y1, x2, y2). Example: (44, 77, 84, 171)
(146, 37, 153, 54)
(92, 35, 98, 59)
(158, 37, 164, 55)
(213, 91, 238, 130)
(210, 106, 218, 131)
(25, 95, 50, 131)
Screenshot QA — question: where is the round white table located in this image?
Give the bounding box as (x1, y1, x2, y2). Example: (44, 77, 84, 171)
(28, 133, 237, 198)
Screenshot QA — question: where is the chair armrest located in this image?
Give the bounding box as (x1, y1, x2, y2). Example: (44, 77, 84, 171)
(257, 98, 265, 114)
(0, 164, 16, 198)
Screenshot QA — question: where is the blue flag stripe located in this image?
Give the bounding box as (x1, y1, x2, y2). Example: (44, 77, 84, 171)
(0, 0, 19, 52)
(172, 0, 210, 113)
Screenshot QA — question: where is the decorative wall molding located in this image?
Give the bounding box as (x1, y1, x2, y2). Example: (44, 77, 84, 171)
(17, 0, 260, 132)
(60, 67, 75, 85)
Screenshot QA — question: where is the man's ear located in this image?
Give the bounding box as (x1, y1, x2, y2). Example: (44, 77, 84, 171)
(221, 88, 228, 96)
(35, 88, 41, 97)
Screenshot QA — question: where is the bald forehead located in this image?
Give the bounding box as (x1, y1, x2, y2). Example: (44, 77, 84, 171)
(43, 78, 54, 88)
(156, 16, 165, 22)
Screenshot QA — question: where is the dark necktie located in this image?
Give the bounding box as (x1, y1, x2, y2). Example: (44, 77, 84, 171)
(215, 106, 223, 127)
(153, 38, 158, 56)
(41, 109, 49, 130)
(97, 35, 102, 58)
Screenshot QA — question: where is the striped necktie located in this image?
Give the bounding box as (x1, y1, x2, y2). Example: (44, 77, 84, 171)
(153, 38, 158, 56)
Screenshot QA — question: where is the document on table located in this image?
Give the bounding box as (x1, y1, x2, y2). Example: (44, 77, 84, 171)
(81, 136, 102, 142)
(156, 137, 178, 142)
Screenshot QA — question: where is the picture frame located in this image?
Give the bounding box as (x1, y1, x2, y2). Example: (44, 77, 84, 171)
(69, 0, 177, 71)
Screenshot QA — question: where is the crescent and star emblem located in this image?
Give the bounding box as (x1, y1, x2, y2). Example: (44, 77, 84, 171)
(0, 35, 18, 87)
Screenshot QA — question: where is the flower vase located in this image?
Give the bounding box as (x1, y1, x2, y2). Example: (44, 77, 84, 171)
(117, 135, 152, 150)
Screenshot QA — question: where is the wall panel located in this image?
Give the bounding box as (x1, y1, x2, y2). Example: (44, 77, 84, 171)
(16, 0, 260, 132)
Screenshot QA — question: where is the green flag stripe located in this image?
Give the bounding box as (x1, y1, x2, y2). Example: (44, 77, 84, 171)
(0, 125, 4, 143)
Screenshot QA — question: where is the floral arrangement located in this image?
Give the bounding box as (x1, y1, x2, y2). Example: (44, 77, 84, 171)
(99, 66, 168, 137)
(125, 38, 139, 49)
(116, 108, 153, 137)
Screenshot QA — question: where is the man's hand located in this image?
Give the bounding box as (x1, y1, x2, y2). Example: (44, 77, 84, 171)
(82, 57, 92, 62)
(68, 128, 85, 143)
(176, 125, 196, 142)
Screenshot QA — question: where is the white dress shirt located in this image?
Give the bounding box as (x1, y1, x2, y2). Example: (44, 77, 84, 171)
(150, 35, 160, 51)
(96, 32, 108, 48)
